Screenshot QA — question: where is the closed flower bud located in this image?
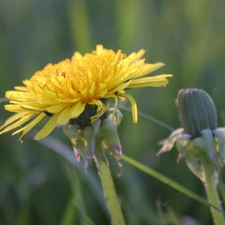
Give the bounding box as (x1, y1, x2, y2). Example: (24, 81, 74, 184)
(177, 88, 218, 137)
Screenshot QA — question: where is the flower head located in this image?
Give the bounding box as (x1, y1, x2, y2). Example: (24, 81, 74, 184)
(0, 45, 172, 142)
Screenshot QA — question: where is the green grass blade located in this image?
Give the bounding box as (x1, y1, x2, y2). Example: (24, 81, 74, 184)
(122, 154, 225, 214)
(167, 206, 181, 225)
(218, 179, 225, 205)
(67, 0, 93, 52)
(31, 132, 108, 215)
(60, 200, 78, 225)
(119, 105, 174, 131)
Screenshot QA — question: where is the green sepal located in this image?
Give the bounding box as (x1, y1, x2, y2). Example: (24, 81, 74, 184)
(157, 128, 184, 156)
(185, 147, 204, 181)
(213, 128, 225, 160)
(175, 133, 192, 162)
(81, 120, 101, 169)
(200, 129, 217, 163)
(101, 118, 122, 158)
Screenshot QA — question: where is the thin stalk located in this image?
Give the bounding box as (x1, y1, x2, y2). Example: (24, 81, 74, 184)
(122, 154, 224, 213)
(98, 160, 126, 225)
(202, 160, 225, 225)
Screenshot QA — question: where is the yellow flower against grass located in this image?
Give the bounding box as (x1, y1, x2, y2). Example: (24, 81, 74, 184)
(0, 45, 172, 142)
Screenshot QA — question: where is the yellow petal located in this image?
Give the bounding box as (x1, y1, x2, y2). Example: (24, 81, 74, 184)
(12, 113, 46, 142)
(118, 92, 138, 123)
(46, 104, 66, 113)
(5, 91, 28, 100)
(57, 106, 73, 125)
(132, 62, 165, 78)
(71, 102, 85, 118)
(132, 49, 145, 59)
(96, 45, 104, 54)
(128, 74, 172, 88)
(5, 104, 26, 112)
(0, 112, 26, 130)
(106, 80, 131, 97)
(34, 113, 60, 140)
(14, 86, 28, 91)
(90, 101, 107, 122)
(0, 113, 36, 134)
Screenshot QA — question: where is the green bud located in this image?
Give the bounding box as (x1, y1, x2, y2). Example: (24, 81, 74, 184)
(177, 88, 218, 137)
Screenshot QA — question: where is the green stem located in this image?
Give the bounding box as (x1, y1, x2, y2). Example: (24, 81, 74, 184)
(202, 160, 225, 225)
(98, 160, 126, 225)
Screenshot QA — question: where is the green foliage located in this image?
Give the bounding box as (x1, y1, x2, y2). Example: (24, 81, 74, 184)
(1, 0, 225, 224)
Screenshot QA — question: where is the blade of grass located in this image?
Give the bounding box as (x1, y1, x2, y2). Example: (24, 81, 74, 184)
(119, 104, 174, 131)
(218, 179, 225, 205)
(60, 200, 78, 225)
(114, 0, 140, 51)
(61, 199, 96, 225)
(122, 154, 225, 214)
(29, 131, 108, 216)
(67, 0, 93, 52)
(167, 206, 181, 225)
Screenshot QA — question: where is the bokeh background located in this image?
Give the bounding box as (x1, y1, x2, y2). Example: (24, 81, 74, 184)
(1, 0, 225, 224)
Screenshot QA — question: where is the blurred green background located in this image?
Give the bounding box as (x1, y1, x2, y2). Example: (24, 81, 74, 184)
(1, 0, 225, 224)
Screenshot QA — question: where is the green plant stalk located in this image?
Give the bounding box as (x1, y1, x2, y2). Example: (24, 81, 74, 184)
(122, 154, 224, 214)
(201, 160, 225, 225)
(98, 160, 126, 225)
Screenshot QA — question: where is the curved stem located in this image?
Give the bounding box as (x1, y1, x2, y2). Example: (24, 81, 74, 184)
(98, 160, 126, 225)
(202, 160, 225, 225)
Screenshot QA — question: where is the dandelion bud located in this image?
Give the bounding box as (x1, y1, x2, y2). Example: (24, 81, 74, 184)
(177, 88, 218, 137)
(159, 88, 225, 181)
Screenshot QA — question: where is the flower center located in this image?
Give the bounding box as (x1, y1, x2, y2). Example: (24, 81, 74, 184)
(69, 99, 108, 127)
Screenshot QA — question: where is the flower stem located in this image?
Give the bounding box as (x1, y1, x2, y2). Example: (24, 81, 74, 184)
(201, 160, 225, 225)
(98, 160, 126, 225)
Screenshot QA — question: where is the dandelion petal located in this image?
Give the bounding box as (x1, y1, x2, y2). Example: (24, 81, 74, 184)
(35, 113, 60, 140)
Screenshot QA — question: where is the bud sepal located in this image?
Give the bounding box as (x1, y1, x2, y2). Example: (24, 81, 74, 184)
(63, 107, 123, 171)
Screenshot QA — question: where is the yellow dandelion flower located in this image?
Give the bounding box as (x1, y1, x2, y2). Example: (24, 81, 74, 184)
(0, 45, 172, 142)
